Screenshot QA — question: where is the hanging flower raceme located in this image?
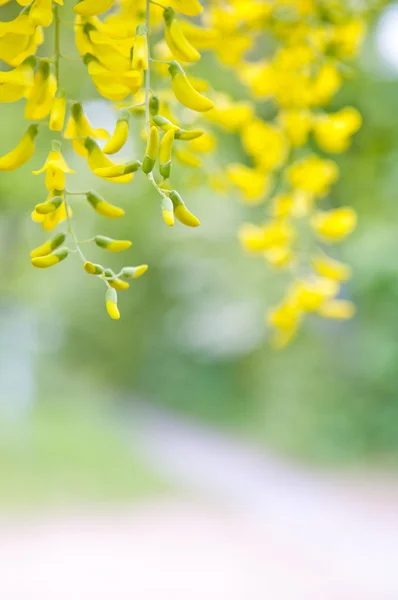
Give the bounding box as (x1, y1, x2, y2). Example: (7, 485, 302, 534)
(0, 0, 375, 335)
(226, 0, 368, 346)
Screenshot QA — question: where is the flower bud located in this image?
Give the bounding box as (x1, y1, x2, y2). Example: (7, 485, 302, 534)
(94, 235, 132, 252)
(174, 129, 204, 141)
(159, 129, 174, 179)
(149, 95, 160, 116)
(86, 191, 125, 218)
(94, 160, 141, 178)
(168, 60, 214, 112)
(104, 268, 116, 278)
(142, 125, 159, 174)
(31, 247, 68, 268)
(120, 265, 149, 279)
(152, 115, 180, 133)
(84, 261, 104, 275)
(30, 233, 66, 258)
(160, 196, 174, 226)
(170, 190, 200, 227)
(34, 195, 64, 214)
(105, 287, 120, 320)
(103, 109, 130, 155)
(109, 278, 130, 290)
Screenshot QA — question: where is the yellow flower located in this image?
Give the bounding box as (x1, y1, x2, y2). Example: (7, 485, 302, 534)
(313, 107, 362, 154)
(24, 60, 57, 121)
(84, 53, 142, 100)
(84, 261, 104, 275)
(103, 110, 129, 155)
(0, 124, 38, 171)
(265, 246, 293, 268)
(33, 142, 75, 191)
(164, 8, 200, 63)
(174, 148, 201, 168)
(29, 0, 64, 28)
(271, 193, 294, 219)
(293, 277, 339, 312)
(242, 119, 288, 171)
(31, 247, 68, 268)
(73, 0, 116, 17)
(170, 190, 200, 227)
(74, 16, 93, 55)
(238, 61, 276, 98)
(215, 33, 251, 66)
(0, 14, 36, 36)
(32, 191, 71, 231)
(166, 0, 203, 17)
(318, 299, 356, 320)
(288, 155, 339, 196)
(330, 19, 366, 59)
(266, 298, 302, 349)
(239, 221, 294, 253)
(179, 20, 219, 50)
(30, 232, 65, 258)
(312, 253, 352, 281)
(311, 207, 357, 242)
(0, 56, 35, 102)
(278, 109, 312, 147)
(226, 164, 270, 204)
(49, 91, 66, 131)
(65, 101, 109, 156)
(0, 16, 42, 67)
(310, 63, 342, 107)
(109, 278, 130, 291)
(132, 24, 149, 70)
(86, 26, 133, 73)
(205, 94, 254, 132)
(169, 61, 213, 112)
(189, 132, 216, 153)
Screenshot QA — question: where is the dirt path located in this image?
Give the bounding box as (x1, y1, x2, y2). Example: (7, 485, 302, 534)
(1, 405, 398, 599)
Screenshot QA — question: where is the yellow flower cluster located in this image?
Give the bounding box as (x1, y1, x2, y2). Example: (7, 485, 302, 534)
(0, 0, 217, 319)
(0, 0, 373, 336)
(203, 0, 367, 348)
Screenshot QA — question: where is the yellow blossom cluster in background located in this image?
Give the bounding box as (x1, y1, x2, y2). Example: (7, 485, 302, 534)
(202, 0, 369, 348)
(0, 0, 378, 341)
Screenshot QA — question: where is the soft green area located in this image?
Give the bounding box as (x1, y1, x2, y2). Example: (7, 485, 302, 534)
(0, 402, 168, 509)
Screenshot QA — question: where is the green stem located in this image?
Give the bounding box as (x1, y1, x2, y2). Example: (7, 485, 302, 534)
(149, 58, 171, 64)
(64, 198, 86, 263)
(149, 0, 167, 8)
(146, 171, 171, 199)
(145, 0, 151, 136)
(54, 4, 60, 87)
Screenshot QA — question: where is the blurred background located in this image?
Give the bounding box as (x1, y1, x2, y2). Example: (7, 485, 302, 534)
(1, 1, 398, 599)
